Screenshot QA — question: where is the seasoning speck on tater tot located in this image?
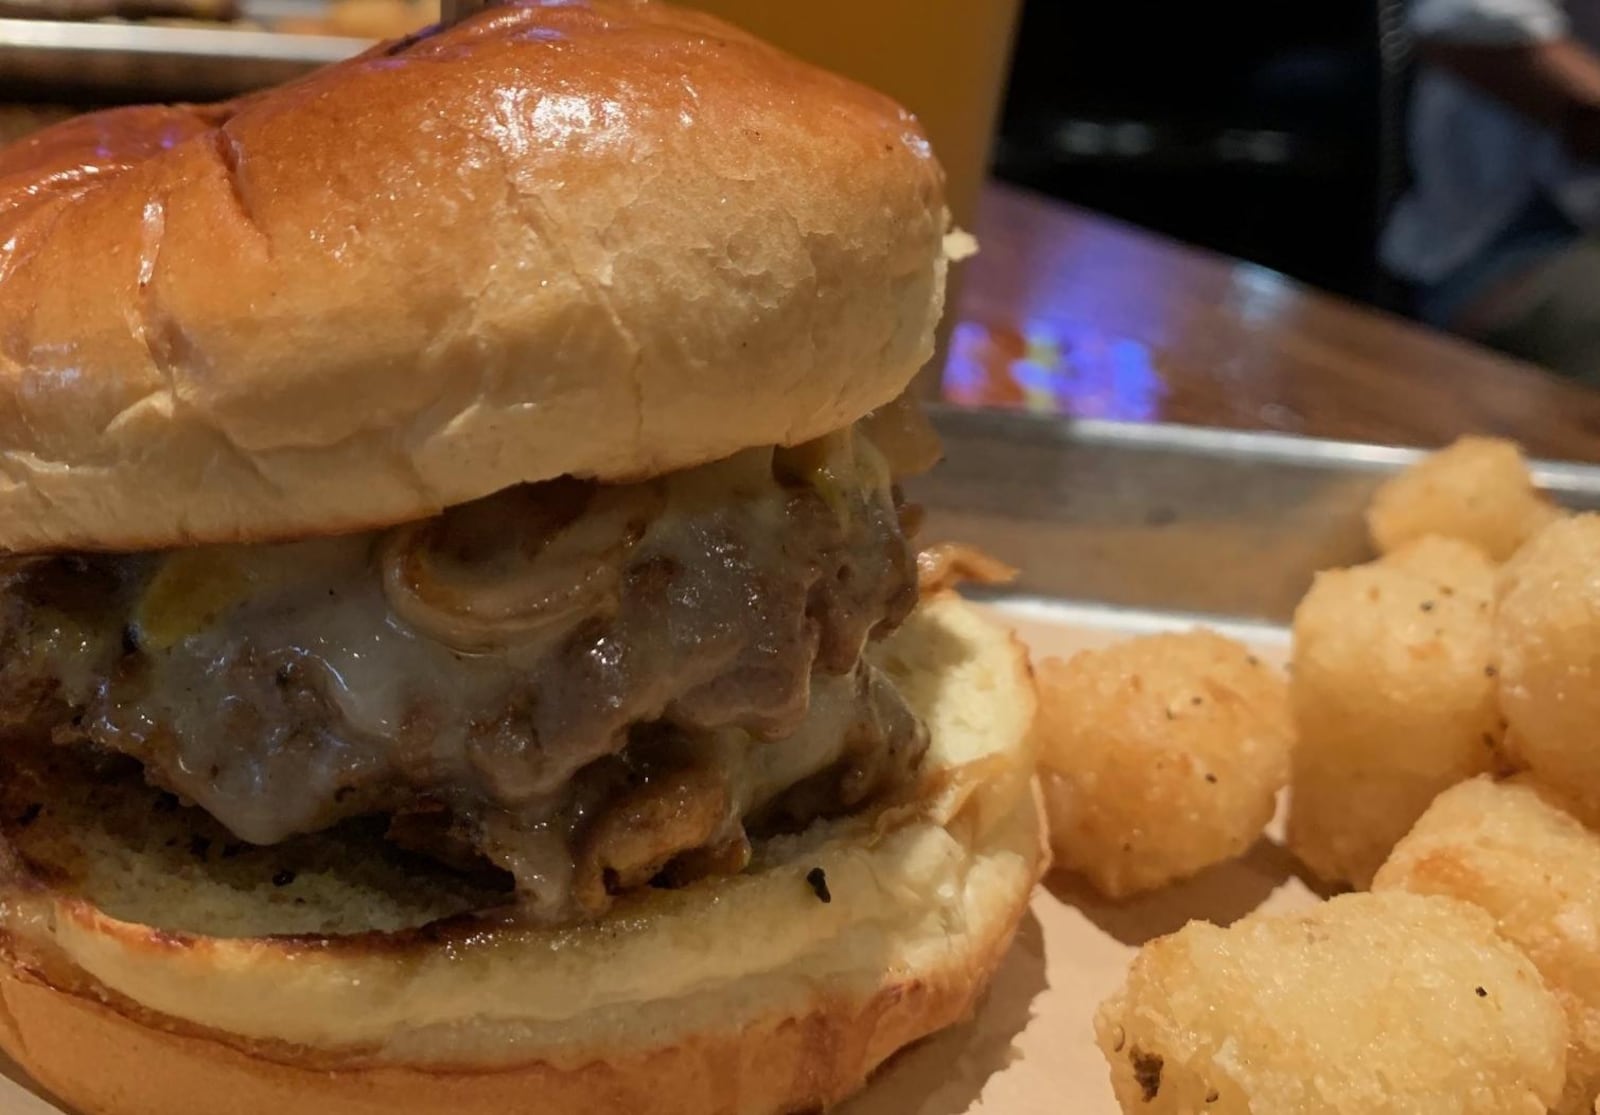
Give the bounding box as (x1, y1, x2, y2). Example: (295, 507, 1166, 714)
(1367, 435, 1562, 561)
(1095, 891, 1569, 1114)
(1378, 534, 1497, 592)
(1288, 545, 1500, 888)
(1494, 515, 1600, 822)
(1036, 630, 1290, 899)
(1376, 776, 1600, 1115)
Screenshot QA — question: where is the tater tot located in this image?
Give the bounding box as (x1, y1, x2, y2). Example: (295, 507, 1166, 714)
(1494, 515, 1600, 821)
(1288, 550, 1501, 889)
(1035, 630, 1290, 899)
(1376, 776, 1600, 1115)
(1378, 534, 1496, 594)
(1367, 436, 1562, 561)
(1095, 891, 1569, 1114)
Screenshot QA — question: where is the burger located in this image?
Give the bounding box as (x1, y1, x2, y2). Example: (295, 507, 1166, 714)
(0, 3, 1045, 1113)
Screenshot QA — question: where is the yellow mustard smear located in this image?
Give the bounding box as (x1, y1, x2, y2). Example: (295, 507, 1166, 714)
(134, 548, 263, 650)
(776, 428, 890, 529)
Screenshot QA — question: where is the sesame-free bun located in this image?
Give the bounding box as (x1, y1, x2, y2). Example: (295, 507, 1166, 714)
(0, 594, 1046, 1115)
(0, 0, 949, 553)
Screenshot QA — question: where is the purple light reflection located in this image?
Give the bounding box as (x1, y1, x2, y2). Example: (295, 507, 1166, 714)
(942, 316, 1166, 421)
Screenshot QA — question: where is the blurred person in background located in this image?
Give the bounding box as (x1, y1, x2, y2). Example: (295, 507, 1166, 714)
(1382, 0, 1600, 381)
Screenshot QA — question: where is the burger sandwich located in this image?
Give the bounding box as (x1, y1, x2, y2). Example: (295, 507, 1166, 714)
(0, 4, 1045, 1112)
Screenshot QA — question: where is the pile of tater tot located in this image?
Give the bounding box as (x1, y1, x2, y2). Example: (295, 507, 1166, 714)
(1034, 435, 1600, 1113)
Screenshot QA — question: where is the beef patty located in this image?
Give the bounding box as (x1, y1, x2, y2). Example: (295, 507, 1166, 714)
(0, 427, 927, 921)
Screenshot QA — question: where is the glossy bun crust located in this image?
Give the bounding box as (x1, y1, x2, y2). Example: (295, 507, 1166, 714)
(0, 0, 948, 552)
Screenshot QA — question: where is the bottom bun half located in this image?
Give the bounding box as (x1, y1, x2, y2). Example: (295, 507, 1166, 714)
(0, 592, 1046, 1115)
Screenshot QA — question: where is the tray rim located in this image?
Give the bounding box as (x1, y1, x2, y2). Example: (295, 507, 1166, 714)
(0, 17, 364, 61)
(927, 405, 1600, 496)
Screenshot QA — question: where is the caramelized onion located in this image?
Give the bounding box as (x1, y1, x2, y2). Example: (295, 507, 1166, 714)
(917, 542, 1018, 595)
(380, 480, 664, 653)
(860, 391, 944, 478)
(571, 766, 731, 916)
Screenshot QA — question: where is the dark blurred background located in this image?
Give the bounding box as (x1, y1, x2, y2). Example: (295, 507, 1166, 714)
(0, 1, 1398, 305)
(995, 2, 1388, 302)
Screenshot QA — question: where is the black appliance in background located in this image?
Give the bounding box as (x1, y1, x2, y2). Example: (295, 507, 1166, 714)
(995, 1, 1385, 302)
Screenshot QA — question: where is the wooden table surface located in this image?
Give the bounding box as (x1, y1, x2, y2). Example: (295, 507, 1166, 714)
(945, 182, 1600, 463)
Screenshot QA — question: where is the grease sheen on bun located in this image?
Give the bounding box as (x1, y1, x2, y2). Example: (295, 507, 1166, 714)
(0, 0, 949, 553)
(0, 595, 1046, 1115)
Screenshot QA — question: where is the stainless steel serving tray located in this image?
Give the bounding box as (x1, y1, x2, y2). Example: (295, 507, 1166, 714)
(913, 407, 1600, 624)
(0, 18, 360, 100)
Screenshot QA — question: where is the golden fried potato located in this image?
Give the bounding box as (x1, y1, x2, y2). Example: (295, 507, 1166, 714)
(1095, 891, 1569, 1114)
(1378, 534, 1496, 594)
(1035, 630, 1290, 898)
(1288, 555, 1500, 888)
(1367, 436, 1562, 561)
(1494, 515, 1600, 821)
(1376, 776, 1600, 1115)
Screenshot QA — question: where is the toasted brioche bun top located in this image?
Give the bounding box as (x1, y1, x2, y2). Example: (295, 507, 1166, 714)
(0, 0, 949, 553)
